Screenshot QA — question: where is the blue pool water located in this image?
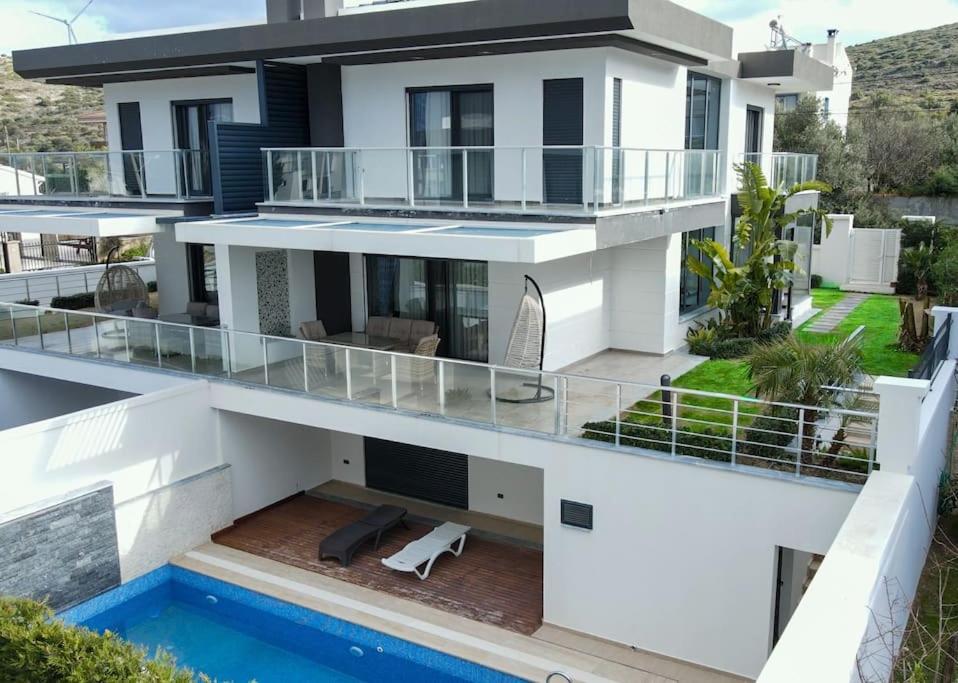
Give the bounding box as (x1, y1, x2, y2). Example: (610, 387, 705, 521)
(60, 566, 524, 683)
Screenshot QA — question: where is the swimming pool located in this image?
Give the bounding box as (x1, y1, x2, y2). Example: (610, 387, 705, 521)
(59, 565, 526, 683)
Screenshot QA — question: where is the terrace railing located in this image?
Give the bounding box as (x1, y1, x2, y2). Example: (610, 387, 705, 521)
(0, 302, 877, 486)
(263, 146, 725, 216)
(0, 150, 211, 200)
(738, 153, 818, 189)
(909, 313, 952, 381)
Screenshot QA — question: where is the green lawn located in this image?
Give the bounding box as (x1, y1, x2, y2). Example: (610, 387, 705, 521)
(798, 292, 918, 377)
(624, 359, 759, 430)
(809, 286, 846, 314)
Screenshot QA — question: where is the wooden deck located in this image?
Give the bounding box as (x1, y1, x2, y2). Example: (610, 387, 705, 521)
(213, 495, 544, 635)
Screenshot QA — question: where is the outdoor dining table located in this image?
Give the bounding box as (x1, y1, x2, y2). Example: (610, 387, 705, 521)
(157, 313, 221, 328)
(324, 332, 399, 381)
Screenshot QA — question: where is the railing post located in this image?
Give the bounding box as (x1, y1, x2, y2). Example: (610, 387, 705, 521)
(643, 151, 650, 204)
(9, 307, 18, 345)
(664, 152, 671, 201)
(391, 357, 399, 408)
(562, 376, 569, 435)
(267, 150, 275, 202)
(155, 323, 162, 368)
(795, 408, 806, 476)
(553, 375, 561, 435)
(462, 149, 469, 209)
(36, 308, 44, 349)
(303, 344, 310, 392)
(615, 383, 622, 448)
(63, 312, 71, 353)
(670, 392, 679, 456)
(407, 149, 416, 208)
(124, 319, 131, 362)
(24, 278, 31, 302)
(93, 316, 101, 358)
(189, 327, 197, 374)
(71, 152, 79, 195)
(310, 150, 318, 201)
(521, 148, 528, 211)
(295, 150, 303, 201)
(438, 362, 446, 416)
(358, 151, 366, 206)
(325, 152, 333, 200)
(593, 146, 601, 212)
(731, 400, 739, 466)
(262, 338, 270, 385)
(345, 347, 353, 399)
(224, 329, 232, 379)
(490, 367, 497, 425)
(13, 156, 20, 196)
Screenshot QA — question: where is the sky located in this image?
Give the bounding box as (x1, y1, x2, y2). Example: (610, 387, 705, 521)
(1, 0, 958, 55)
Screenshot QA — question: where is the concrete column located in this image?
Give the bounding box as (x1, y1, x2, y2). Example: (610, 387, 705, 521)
(931, 306, 958, 359)
(873, 376, 931, 475)
(2, 241, 22, 273)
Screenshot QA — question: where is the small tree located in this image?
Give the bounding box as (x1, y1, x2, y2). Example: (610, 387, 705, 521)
(932, 241, 958, 306)
(686, 162, 833, 337)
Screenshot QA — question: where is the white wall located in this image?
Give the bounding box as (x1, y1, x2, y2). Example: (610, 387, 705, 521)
(330, 430, 366, 485)
(287, 249, 317, 335)
(217, 410, 332, 519)
(468, 456, 543, 525)
(153, 232, 190, 316)
(209, 380, 858, 678)
(0, 261, 156, 307)
(812, 214, 901, 293)
(103, 73, 260, 193)
(724, 79, 776, 181)
(342, 49, 608, 203)
(0, 369, 133, 431)
(489, 252, 611, 370)
(605, 51, 686, 151)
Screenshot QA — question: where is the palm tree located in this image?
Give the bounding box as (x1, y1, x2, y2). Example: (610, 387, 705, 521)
(687, 162, 833, 336)
(747, 335, 863, 467)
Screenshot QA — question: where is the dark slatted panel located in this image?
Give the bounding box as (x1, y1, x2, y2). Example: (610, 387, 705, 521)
(212, 62, 309, 213)
(612, 78, 622, 205)
(542, 78, 584, 205)
(561, 500, 593, 530)
(364, 438, 469, 509)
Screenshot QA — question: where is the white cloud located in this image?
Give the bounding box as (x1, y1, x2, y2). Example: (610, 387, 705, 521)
(0, 1, 109, 55)
(674, 0, 958, 51)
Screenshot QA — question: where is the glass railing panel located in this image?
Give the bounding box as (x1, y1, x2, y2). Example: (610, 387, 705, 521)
(8, 307, 42, 348)
(303, 343, 348, 398)
(64, 312, 98, 357)
(492, 368, 559, 435)
(0, 304, 15, 344)
(439, 362, 493, 425)
(228, 331, 269, 385)
(193, 327, 228, 377)
(263, 338, 307, 392)
(393, 354, 441, 414)
(95, 316, 130, 362)
(126, 319, 161, 368)
(157, 325, 195, 373)
(344, 347, 392, 407)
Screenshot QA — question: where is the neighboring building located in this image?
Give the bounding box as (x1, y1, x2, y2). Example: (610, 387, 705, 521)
(4, 2, 937, 682)
(774, 28, 855, 131)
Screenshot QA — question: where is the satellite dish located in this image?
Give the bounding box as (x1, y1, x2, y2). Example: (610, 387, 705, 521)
(30, 0, 94, 45)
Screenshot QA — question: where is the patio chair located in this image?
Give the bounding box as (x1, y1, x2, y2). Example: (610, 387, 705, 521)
(366, 316, 390, 337)
(494, 275, 554, 404)
(186, 301, 208, 316)
(381, 522, 471, 580)
(298, 319, 328, 342)
(205, 305, 220, 321)
(319, 504, 408, 567)
(397, 334, 440, 393)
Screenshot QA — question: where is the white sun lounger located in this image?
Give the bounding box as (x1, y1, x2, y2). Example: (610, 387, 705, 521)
(381, 522, 471, 580)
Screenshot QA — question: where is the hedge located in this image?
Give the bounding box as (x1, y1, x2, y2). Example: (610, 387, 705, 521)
(688, 321, 792, 359)
(50, 292, 95, 310)
(0, 597, 199, 683)
(15, 299, 39, 306)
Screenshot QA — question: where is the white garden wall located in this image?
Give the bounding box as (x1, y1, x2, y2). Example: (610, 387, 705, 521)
(0, 369, 133, 431)
(812, 214, 901, 293)
(0, 260, 156, 307)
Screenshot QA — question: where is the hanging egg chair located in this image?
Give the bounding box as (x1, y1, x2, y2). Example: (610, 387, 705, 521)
(95, 247, 149, 315)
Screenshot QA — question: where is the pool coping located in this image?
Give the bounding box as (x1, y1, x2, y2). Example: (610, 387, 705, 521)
(173, 543, 660, 683)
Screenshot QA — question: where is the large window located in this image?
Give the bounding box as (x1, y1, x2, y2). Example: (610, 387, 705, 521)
(187, 243, 218, 305)
(408, 85, 494, 203)
(365, 255, 488, 362)
(680, 227, 716, 315)
(172, 99, 233, 196)
(685, 72, 722, 150)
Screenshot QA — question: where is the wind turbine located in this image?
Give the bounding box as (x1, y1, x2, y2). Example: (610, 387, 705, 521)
(30, 0, 95, 45)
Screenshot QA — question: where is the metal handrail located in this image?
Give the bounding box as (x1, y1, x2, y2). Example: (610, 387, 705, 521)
(0, 301, 878, 483)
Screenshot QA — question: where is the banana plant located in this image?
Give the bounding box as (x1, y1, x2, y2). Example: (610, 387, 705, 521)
(686, 162, 834, 336)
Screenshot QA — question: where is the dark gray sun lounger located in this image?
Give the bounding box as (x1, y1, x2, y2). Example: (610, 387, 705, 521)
(319, 505, 408, 567)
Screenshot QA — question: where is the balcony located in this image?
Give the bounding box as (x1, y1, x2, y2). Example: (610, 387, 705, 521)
(739, 152, 818, 189)
(0, 301, 877, 487)
(0, 150, 212, 201)
(263, 146, 725, 217)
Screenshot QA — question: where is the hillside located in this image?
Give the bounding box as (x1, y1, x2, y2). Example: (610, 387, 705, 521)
(0, 55, 104, 153)
(848, 23, 958, 112)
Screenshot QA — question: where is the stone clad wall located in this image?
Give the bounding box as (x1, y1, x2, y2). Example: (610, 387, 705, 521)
(0, 484, 120, 610)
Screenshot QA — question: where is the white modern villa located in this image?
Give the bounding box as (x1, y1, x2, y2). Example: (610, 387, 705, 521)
(0, 1, 952, 682)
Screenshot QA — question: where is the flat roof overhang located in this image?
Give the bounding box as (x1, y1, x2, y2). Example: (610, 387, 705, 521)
(174, 216, 597, 264)
(14, 0, 732, 83)
(737, 49, 835, 93)
(0, 207, 176, 238)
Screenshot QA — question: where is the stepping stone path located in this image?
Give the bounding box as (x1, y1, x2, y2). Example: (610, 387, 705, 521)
(805, 292, 870, 333)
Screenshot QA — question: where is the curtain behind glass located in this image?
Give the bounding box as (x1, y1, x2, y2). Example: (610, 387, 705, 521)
(410, 91, 452, 200)
(458, 90, 494, 201)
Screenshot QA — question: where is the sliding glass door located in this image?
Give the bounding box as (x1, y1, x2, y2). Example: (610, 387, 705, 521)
(173, 99, 233, 196)
(366, 255, 488, 362)
(408, 86, 493, 204)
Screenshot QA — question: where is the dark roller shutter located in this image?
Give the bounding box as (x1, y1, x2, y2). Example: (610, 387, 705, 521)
(364, 438, 468, 509)
(542, 78, 584, 205)
(611, 78, 622, 205)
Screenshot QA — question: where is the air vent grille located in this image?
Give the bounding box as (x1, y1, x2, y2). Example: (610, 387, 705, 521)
(561, 500, 593, 530)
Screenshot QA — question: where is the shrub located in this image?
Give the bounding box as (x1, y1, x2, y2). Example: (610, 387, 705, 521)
(15, 299, 39, 306)
(932, 241, 958, 306)
(810, 274, 823, 289)
(581, 419, 732, 462)
(738, 408, 799, 463)
(687, 322, 791, 360)
(0, 597, 198, 682)
(50, 292, 95, 310)
(147, 280, 158, 293)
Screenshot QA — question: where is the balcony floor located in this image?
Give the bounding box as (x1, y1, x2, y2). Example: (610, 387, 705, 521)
(212, 494, 544, 635)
